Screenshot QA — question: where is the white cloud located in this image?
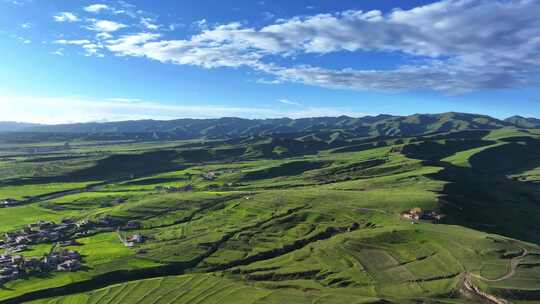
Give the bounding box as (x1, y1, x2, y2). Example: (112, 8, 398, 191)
(54, 39, 92, 45)
(285, 107, 366, 119)
(52, 0, 540, 93)
(88, 20, 127, 32)
(112, 0, 139, 18)
(13, 35, 31, 44)
(84, 4, 109, 13)
(277, 99, 301, 106)
(20, 23, 32, 29)
(54, 39, 103, 56)
(53, 12, 79, 23)
(194, 19, 208, 30)
(82, 43, 104, 56)
(96, 32, 113, 39)
(167, 23, 184, 31)
(105, 32, 263, 68)
(140, 17, 160, 30)
(5, 0, 32, 6)
(0, 96, 365, 124)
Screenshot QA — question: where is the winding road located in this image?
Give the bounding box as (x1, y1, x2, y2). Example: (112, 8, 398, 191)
(460, 247, 529, 304)
(471, 247, 529, 282)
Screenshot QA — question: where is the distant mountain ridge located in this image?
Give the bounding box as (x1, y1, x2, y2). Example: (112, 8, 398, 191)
(0, 112, 534, 140)
(0, 122, 42, 132)
(505, 115, 540, 128)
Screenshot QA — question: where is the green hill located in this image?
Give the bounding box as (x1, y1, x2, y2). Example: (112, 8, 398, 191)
(1, 112, 523, 142)
(505, 115, 540, 128)
(0, 122, 42, 132)
(0, 127, 539, 304)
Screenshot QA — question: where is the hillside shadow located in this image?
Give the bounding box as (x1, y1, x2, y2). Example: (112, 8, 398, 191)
(1, 150, 185, 186)
(423, 140, 540, 244)
(401, 139, 496, 161)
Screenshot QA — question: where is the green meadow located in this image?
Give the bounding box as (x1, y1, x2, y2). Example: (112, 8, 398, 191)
(1, 128, 539, 303)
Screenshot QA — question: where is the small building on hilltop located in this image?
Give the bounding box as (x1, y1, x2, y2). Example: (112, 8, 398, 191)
(401, 208, 444, 222)
(57, 260, 81, 272)
(156, 185, 194, 192)
(126, 234, 144, 243)
(401, 208, 423, 221)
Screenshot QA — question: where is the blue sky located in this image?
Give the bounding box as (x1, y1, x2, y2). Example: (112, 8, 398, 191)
(0, 0, 539, 123)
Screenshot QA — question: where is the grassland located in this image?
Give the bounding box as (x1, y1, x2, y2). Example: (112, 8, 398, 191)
(0, 128, 539, 303)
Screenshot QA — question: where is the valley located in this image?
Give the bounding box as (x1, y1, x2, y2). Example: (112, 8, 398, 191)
(0, 119, 539, 303)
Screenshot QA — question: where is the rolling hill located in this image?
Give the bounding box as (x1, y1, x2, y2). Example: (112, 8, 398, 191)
(0, 122, 42, 132)
(0, 117, 539, 304)
(505, 115, 540, 128)
(0, 112, 525, 142)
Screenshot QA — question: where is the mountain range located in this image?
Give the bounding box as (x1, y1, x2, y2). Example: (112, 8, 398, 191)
(0, 121, 42, 132)
(1, 112, 539, 140)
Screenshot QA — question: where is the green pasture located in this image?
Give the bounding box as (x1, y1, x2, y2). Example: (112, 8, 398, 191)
(1, 128, 540, 303)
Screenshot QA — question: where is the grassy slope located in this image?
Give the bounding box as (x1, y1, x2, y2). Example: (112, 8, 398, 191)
(0, 129, 539, 303)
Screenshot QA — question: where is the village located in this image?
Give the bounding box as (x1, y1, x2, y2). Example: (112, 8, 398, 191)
(0, 245, 83, 286)
(0, 245, 84, 284)
(0, 216, 145, 286)
(401, 207, 445, 222)
(155, 184, 194, 192)
(1, 217, 114, 254)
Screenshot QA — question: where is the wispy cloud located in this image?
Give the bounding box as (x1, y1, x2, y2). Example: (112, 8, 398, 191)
(0, 96, 366, 124)
(140, 17, 160, 30)
(53, 12, 79, 23)
(54, 39, 92, 45)
(87, 19, 127, 32)
(54, 39, 103, 56)
(277, 99, 301, 106)
(12, 34, 31, 44)
(50, 0, 540, 93)
(4, 0, 32, 6)
(51, 49, 64, 56)
(193, 19, 208, 30)
(84, 4, 109, 13)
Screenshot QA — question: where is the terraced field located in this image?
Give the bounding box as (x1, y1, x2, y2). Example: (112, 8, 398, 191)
(1, 128, 539, 303)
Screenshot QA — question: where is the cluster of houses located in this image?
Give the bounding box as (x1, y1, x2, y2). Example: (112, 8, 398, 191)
(201, 169, 239, 181)
(0, 216, 130, 255)
(1, 219, 89, 254)
(0, 214, 146, 286)
(46, 248, 82, 272)
(155, 185, 194, 192)
(401, 208, 445, 222)
(0, 248, 82, 286)
(1, 199, 22, 208)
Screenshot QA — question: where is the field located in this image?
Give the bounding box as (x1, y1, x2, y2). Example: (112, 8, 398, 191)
(0, 128, 539, 303)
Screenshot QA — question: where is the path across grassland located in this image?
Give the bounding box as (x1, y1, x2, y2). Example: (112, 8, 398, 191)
(472, 248, 529, 282)
(461, 274, 509, 304)
(459, 247, 529, 304)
